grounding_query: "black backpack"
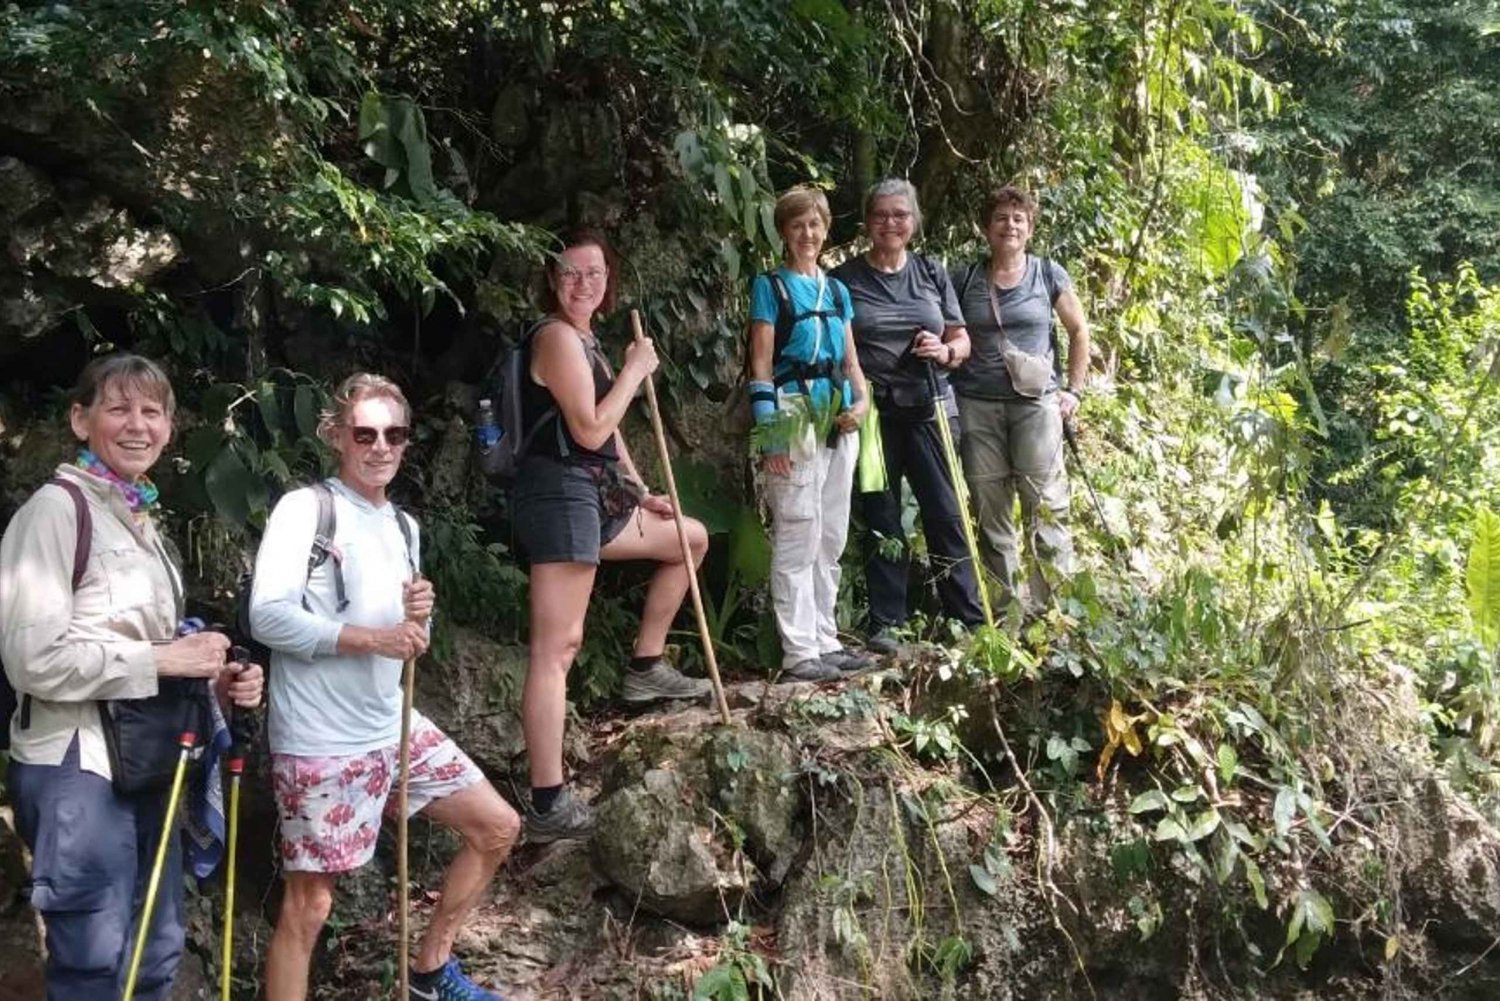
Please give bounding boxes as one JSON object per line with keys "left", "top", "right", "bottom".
{"left": 763, "top": 269, "right": 851, "bottom": 392}
{"left": 477, "top": 319, "right": 555, "bottom": 486}
{"left": 235, "top": 480, "right": 415, "bottom": 652}
{"left": 1, "top": 477, "right": 91, "bottom": 751}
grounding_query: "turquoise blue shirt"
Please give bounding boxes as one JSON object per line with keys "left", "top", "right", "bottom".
{"left": 750, "top": 267, "right": 854, "bottom": 411}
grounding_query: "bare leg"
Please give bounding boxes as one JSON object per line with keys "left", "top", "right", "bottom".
{"left": 412, "top": 782, "right": 520, "bottom": 972}
{"left": 600, "top": 510, "right": 708, "bottom": 656}
{"left": 522, "top": 561, "right": 597, "bottom": 789}
{"left": 265, "top": 872, "right": 337, "bottom": 1001}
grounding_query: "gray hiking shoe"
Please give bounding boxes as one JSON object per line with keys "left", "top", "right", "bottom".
{"left": 865, "top": 627, "right": 901, "bottom": 656}
{"left": 783, "top": 657, "right": 841, "bottom": 682}
{"left": 525, "top": 786, "right": 593, "bottom": 844}
{"left": 620, "top": 659, "right": 713, "bottom": 704}
{"left": 821, "top": 647, "right": 878, "bottom": 674}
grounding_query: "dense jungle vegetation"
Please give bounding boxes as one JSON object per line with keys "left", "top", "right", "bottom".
{"left": 1, "top": 1, "right": 1499, "bottom": 997}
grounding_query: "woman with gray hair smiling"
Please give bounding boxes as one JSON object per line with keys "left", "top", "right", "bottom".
{"left": 831, "top": 178, "right": 986, "bottom": 652}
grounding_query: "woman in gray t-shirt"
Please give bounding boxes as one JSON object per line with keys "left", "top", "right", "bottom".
{"left": 950, "top": 186, "right": 1091, "bottom": 611}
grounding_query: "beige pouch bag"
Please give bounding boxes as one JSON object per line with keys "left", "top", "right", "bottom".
{"left": 990, "top": 282, "right": 1053, "bottom": 398}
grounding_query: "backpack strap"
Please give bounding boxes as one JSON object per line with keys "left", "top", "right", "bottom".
{"left": 307, "top": 481, "right": 347, "bottom": 613}
{"left": 1039, "top": 256, "right": 1064, "bottom": 380}
{"left": 392, "top": 506, "right": 418, "bottom": 576}
{"left": 768, "top": 271, "right": 795, "bottom": 359}
{"left": 17, "top": 478, "right": 94, "bottom": 730}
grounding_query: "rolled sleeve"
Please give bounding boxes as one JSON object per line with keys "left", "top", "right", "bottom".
{"left": 0, "top": 488, "right": 158, "bottom": 703}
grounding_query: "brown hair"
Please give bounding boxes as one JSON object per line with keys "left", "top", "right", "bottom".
{"left": 979, "top": 185, "right": 1039, "bottom": 227}
{"left": 317, "top": 373, "right": 412, "bottom": 445}
{"left": 72, "top": 353, "right": 176, "bottom": 418}
{"left": 773, "top": 185, "right": 832, "bottom": 237}
{"left": 538, "top": 228, "right": 620, "bottom": 315}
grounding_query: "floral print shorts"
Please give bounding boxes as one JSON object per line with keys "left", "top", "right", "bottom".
{"left": 271, "top": 710, "right": 484, "bottom": 873}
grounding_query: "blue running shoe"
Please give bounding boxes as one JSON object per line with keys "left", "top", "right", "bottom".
{"left": 409, "top": 957, "right": 504, "bottom": 1001}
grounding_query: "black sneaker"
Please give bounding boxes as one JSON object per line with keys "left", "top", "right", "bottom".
{"left": 821, "top": 647, "right": 877, "bottom": 673}
{"left": 524, "top": 787, "right": 593, "bottom": 844}
{"left": 783, "top": 658, "right": 841, "bottom": 682}
{"left": 621, "top": 659, "right": 713, "bottom": 704}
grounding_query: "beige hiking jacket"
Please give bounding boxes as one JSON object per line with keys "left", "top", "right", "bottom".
{"left": 0, "top": 464, "right": 182, "bottom": 779}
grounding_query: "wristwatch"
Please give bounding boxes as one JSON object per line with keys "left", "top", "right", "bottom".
{"left": 944, "top": 344, "right": 957, "bottom": 367}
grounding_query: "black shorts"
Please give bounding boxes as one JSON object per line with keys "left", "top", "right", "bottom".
{"left": 510, "top": 457, "right": 637, "bottom": 565}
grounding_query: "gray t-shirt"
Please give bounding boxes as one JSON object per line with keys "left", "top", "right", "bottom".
{"left": 949, "top": 255, "right": 1073, "bottom": 400}
{"left": 830, "top": 253, "right": 963, "bottom": 401}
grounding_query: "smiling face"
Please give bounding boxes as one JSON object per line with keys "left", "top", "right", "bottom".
{"left": 333, "top": 394, "right": 409, "bottom": 504}
{"left": 69, "top": 379, "right": 172, "bottom": 482}
{"left": 548, "top": 243, "right": 609, "bottom": 324}
{"left": 985, "top": 202, "right": 1034, "bottom": 257}
{"left": 782, "top": 208, "right": 828, "bottom": 269}
{"left": 867, "top": 194, "right": 916, "bottom": 256}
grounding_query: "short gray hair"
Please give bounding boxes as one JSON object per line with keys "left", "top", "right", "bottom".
{"left": 863, "top": 177, "right": 922, "bottom": 231}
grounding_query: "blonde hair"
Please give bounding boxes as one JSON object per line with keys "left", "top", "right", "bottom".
{"left": 773, "top": 185, "right": 832, "bottom": 237}
{"left": 317, "top": 373, "right": 412, "bottom": 445}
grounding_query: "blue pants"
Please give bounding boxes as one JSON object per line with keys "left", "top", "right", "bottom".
{"left": 8, "top": 736, "right": 185, "bottom": 1001}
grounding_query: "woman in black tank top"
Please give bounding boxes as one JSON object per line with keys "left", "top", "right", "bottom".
{"left": 508, "top": 230, "right": 713, "bottom": 844}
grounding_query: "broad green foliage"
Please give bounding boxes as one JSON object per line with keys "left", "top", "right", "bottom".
{"left": 1470, "top": 508, "right": 1500, "bottom": 651}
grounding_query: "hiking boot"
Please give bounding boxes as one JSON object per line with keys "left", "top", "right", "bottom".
{"left": 821, "top": 647, "right": 878, "bottom": 674}
{"left": 524, "top": 786, "right": 593, "bottom": 844}
{"left": 783, "top": 658, "right": 841, "bottom": 682}
{"left": 865, "top": 627, "right": 901, "bottom": 656}
{"left": 620, "top": 659, "right": 713, "bottom": 704}
{"left": 409, "top": 956, "right": 505, "bottom": 1000}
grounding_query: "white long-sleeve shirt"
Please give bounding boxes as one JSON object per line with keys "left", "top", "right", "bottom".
{"left": 249, "top": 478, "right": 419, "bottom": 756}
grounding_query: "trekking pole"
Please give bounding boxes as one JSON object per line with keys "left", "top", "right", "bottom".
{"left": 926, "top": 361, "right": 995, "bottom": 628}
{"left": 1062, "top": 417, "right": 1113, "bottom": 540}
{"left": 630, "top": 309, "right": 733, "bottom": 725}
{"left": 219, "top": 647, "right": 254, "bottom": 1001}
{"left": 121, "top": 726, "right": 198, "bottom": 1001}
{"left": 396, "top": 627, "right": 418, "bottom": 998}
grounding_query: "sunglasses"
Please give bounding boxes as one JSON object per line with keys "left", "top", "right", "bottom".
{"left": 349, "top": 425, "right": 411, "bottom": 447}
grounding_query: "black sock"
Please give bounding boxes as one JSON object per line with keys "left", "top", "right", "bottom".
{"left": 412, "top": 963, "right": 443, "bottom": 985}
{"left": 629, "top": 654, "right": 662, "bottom": 673}
{"left": 532, "top": 784, "right": 563, "bottom": 814}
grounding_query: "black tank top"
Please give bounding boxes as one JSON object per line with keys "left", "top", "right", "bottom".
{"left": 520, "top": 322, "right": 620, "bottom": 464}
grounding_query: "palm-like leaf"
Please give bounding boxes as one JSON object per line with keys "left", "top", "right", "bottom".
{"left": 1468, "top": 507, "right": 1500, "bottom": 650}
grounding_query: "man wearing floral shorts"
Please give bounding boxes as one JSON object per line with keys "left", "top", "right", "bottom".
{"left": 250, "top": 376, "right": 520, "bottom": 1001}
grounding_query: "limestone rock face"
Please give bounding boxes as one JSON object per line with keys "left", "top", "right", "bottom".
{"left": 591, "top": 721, "right": 806, "bottom": 925}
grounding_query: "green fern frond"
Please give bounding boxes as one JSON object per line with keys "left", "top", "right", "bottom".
{"left": 1468, "top": 507, "right": 1500, "bottom": 650}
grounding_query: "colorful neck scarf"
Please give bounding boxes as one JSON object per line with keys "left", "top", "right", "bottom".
{"left": 76, "top": 448, "right": 160, "bottom": 513}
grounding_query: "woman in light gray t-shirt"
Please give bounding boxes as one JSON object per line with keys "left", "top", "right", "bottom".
{"left": 950, "top": 186, "right": 1091, "bottom": 611}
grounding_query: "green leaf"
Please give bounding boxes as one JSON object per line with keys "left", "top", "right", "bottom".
{"left": 1243, "top": 856, "right": 1269, "bottom": 909}
{"left": 204, "top": 446, "right": 264, "bottom": 530}
{"left": 256, "top": 381, "right": 281, "bottom": 436}
{"left": 1187, "top": 809, "right": 1221, "bottom": 841}
{"left": 1273, "top": 787, "right": 1297, "bottom": 838}
{"left": 1128, "top": 790, "right": 1170, "bottom": 814}
{"left": 294, "top": 384, "right": 321, "bottom": 438}
{"left": 1152, "top": 817, "right": 1188, "bottom": 842}
{"left": 1216, "top": 743, "right": 1238, "bottom": 785}
{"left": 1468, "top": 507, "right": 1500, "bottom": 649}
{"left": 969, "top": 863, "right": 998, "bottom": 897}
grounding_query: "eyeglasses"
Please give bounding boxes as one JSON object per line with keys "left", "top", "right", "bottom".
{"left": 871, "top": 210, "right": 913, "bottom": 224}
{"left": 349, "top": 425, "right": 411, "bottom": 447}
{"left": 557, "top": 266, "right": 607, "bottom": 285}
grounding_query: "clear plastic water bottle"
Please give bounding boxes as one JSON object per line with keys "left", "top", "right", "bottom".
{"left": 475, "top": 398, "right": 501, "bottom": 451}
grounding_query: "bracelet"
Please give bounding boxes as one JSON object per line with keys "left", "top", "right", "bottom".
{"left": 945, "top": 344, "right": 956, "bottom": 367}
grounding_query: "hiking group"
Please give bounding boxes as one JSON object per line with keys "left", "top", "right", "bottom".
{"left": 0, "top": 179, "right": 1090, "bottom": 1001}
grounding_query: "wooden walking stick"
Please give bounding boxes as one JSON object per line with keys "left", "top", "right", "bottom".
{"left": 396, "top": 642, "right": 416, "bottom": 999}
{"left": 630, "top": 309, "right": 733, "bottom": 725}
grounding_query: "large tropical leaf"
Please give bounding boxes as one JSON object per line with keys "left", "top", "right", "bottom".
{"left": 1468, "top": 507, "right": 1500, "bottom": 650}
